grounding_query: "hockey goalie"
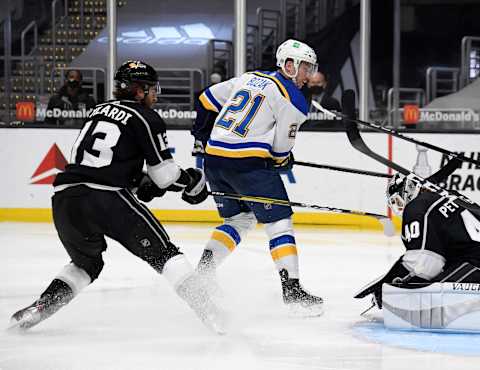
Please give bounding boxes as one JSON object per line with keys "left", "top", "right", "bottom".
{"left": 355, "top": 172, "right": 480, "bottom": 332}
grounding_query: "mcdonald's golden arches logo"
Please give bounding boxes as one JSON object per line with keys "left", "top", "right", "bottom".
{"left": 16, "top": 101, "right": 35, "bottom": 122}
{"left": 403, "top": 104, "right": 420, "bottom": 125}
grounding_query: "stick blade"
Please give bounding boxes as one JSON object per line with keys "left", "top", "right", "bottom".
{"left": 341, "top": 89, "right": 356, "bottom": 120}
{"left": 378, "top": 217, "right": 396, "bottom": 237}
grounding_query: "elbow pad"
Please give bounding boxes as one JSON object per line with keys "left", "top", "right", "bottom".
{"left": 147, "top": 160, "right": 181, "bottom": 189}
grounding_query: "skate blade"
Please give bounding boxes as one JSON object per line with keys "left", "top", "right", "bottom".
{"left": 287, "top": 302, "right": 324, "bottom": 318}
{"left": 7, "top": 316, "right": 32, "bottom": 332}
{"left": 7, "top": 307, "right": 40, "bottom": 332}
{"left": 206, "top": 319, "right": 227, "bottom": 335}
{"left": 200, "top": 309, "right": 228, "bottom": 335}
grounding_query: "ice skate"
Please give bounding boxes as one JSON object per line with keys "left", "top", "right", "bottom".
{"left": 8, "top": 301, "right": 45, "bottom": 331}
{"left": 196, "top": 249, "right": 224, "bottom": 300}
{"left": 280, "top": 269, "right": 324, "bottom": 317}
{"left": 8, "top": 279, "right": 74, "bottom": 331}
{"left": 176, "top": 272, "right": 227, "bottom": 335}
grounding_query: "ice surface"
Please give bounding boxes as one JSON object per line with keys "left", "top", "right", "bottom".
{"left": 1, "top": 222, "right": 479, "bottom": 370}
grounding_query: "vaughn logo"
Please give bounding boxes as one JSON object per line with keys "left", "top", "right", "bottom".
{"left": 31, "top": 144, "right": 68, "bottom": 185}
{"left": 97, "top": 23, "right": 215, "bottom": 46}
{"left": 452, "top": 283, "right": 480, "bottom": 291}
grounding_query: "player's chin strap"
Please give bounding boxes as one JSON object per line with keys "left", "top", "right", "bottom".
{"left": 208, "top": 190, "right": 395, "bottom": 237}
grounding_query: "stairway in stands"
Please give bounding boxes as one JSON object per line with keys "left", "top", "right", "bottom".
{"left": 1, "top": 0, "right": 127, "bottom": 123}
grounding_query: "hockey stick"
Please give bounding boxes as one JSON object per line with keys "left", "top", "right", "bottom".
{"left": 208, "top": 190, "right": 395, "bottom": 237}
{"left": 341, "top": 90, "right": 476, "bottom": 207}
{"left": 294, "top": 160, "right": 391, "bottom": 178}
{"left": 193, "top": 153, "right": 390, "bottom": 178}
{"left": 311, "top": 99, "right": 480, "bottom": 167}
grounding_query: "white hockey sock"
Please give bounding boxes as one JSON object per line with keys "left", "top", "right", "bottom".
{"left": 55, "top": 263, "right": 91, "bottom": 296}
{"left": 265, "top": 218, "right": 299, "bottom": 279}
{"left": 162, "top": 254, "right": 194, "bottom": 289}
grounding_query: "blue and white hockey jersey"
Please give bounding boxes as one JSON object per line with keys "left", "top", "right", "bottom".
{"left": 199, "top": 71, "right": 308, "bottom": 163}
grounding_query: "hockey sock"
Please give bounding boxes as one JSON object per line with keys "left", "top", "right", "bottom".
{"left": 265, "top": 218, "right": 299, "bottom": 279}
{"left": 200, "top": 225, "right": 242, "bottom": 271}
{"left": 269, "top": 234, "right": 299, "bottom": 279}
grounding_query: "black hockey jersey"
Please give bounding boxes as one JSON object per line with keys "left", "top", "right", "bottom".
{"left": 54, "top": 100, "right": 172, "bottom": 189}
{"left": 402, "top": 191, "right": 480, "bottom": 266}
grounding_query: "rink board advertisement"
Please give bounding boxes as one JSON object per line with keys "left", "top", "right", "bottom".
{"left": 1, "top": 128, "right": 479, "bottom": 226}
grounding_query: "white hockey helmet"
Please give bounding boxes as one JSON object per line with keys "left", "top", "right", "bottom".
{"left": 386, "top": 173, "right": 422, "bottom": 215}
{"left": 276, "top": 39, "right": 318, "bottom": 79}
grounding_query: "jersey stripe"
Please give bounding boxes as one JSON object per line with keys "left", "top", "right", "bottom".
{"left": 208, "top": 139, "right": 272, "bottom": 150}
{"left": 206, "top": 146, "right": 271, "bottom": 159}
{"left": 420, "top": 196, "right": 448, "bottom": 250}
{"left": 54, "top": 182, "right": 122, "bottom": 192}
{"left": 199, "top": 93, "right": 218, "bottom": 112}
{"left": 250, "top": 72, "right": 290, "bottom": 101}
{"left": 118, "top": 189, "right": 170, "bottom": 242}
{"left": 199, "top": 88, "right": 222, "bottom": 112}
{"left": 205, "top": 139, "right": 290, "bottom": 159}
{"left": 112, "top": 102, "right": 163, "bottom": 162}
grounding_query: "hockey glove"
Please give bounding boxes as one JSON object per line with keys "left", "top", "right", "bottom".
{"left": 192, "top": 139, "right": 205, "bottom": 155}
{"left": 274, "top": 152, "right": 294, "bottom": 171}
{"left": 136, "top": 175, "right": 167, "bottom": 202}
{"left": 182, "top": 168, "right": 208, "bottom": 205}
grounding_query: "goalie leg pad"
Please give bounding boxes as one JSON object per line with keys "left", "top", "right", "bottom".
{"left": 354, "top": 257, "right": 431, "bottom": 308}
{"left": 383, "top": 281, "right": 480, "bottom": 332}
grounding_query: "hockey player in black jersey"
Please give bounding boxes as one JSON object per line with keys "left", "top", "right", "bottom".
{"left": 355, "top": 172, "right": 480, "bottom": 308}
{"left": 9, "top": 60, "right": 224, "bottom": 334}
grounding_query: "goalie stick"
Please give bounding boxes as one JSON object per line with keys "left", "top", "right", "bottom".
{"left": 340, "top": 90, "right": 479, "bottom": 211}
{"left": 209, "top": 190, "right": 395, "bottom": 237}
{"left": 310, "top": 98, "right": 480, "bottom": 167}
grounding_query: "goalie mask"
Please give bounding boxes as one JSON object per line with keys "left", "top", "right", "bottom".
{"left": 386, "top": 173, "right": 422, "bottom": 215}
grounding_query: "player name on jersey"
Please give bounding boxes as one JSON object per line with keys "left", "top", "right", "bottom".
{"left": 89, "top": 104, "right": 133, "bottom": 125}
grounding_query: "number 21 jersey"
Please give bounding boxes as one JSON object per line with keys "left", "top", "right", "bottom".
{"left": 199, "top": 71, "right": 308, "bottom": 163}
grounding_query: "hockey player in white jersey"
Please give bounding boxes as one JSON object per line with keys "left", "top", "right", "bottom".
{"left": 194, "top": 39, "right": 323, "bottom": 315}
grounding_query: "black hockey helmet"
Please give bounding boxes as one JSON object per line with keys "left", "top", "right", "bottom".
{"left": 114, "top": 60, "right": 161, "bottom": 95}
{"left": 386, "top": 173, "right": 421, "bottom": 215}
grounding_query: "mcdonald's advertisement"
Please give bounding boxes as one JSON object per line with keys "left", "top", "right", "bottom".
{"left": 403, "top": 105, "right": 480, "bottom": 125}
